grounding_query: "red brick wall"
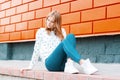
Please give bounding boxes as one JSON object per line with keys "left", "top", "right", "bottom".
{"left": 0, "top": 0, "right": 120, "bottom": 42}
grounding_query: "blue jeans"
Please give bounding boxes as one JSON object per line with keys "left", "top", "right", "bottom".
{"left": 45, "top": 34, "right": 81, "bottom": 71}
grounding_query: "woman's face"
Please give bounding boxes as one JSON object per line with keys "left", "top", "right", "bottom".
{"left": 46, "top": 16, "right": 55, "bottom": 29}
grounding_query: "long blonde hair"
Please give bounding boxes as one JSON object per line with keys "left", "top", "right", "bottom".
{"left": 46, "top": 10, "right": 64, "bottom": 40}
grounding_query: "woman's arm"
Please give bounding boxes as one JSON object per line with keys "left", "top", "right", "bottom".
{"left": 21, "top": 29, "right": 42, "bottom": 72}
{"left": 28, "top": 29, "right": 42, "bottom": 69}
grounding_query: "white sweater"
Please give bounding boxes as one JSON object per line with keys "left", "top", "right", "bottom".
{"left": 29, "top": 28, "right": 66, "bottom": 69}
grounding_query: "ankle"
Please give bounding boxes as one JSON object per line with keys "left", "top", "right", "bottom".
{"left": 79, "top": 59, "right": 85, "bottom": 65}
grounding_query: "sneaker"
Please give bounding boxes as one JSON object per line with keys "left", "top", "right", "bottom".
{"left": 81, "top": 58, "right": 98, "bottom": 75}
{"left": 64, "top": 59, "right": 79, "bottom": 74}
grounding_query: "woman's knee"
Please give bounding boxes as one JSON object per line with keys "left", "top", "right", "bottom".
{"left": 66, "top": 34, "right": 75, "bottom": 39}
{"left": 64, "top": 34, "right": 76, "bottom": 47}
{"left": 66, "top": 34, "right": 75, "bottom": 41}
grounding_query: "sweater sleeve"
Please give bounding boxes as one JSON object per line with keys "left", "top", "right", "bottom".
{"left": 28, "top": 29, "right": 42, "bottom": 69}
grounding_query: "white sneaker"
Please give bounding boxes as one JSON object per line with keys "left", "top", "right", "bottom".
{"left": 64, "top": 59, "right": 79, "bottom": 74}
{"left": 81, "top": 58, "right": 98, "bottom": 75}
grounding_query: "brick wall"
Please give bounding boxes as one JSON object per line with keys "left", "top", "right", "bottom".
{"left": 0, "top": 0, "right": 120, "bottom": 43}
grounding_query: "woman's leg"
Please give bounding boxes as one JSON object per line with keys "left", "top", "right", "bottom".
{"left": 45, "top": 34, "right": 98, "bottom": 74}
{"left": 63, "top": 34, "right": 98, "bottom": 74}
{"left": 45, "top": 42, "right": 67, "bottom": 71}
{"left": 45, "top": 34, "right": 81, "bottom": 71}
{"left": 62, "top": 34, "right": 81, "bottom": 63}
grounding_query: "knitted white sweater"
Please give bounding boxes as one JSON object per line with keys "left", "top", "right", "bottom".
{"left": 29, "top": 28, "right": 66, "bottom": 69}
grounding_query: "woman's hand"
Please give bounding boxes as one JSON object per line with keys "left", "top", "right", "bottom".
{"left": 20, "top": 68, "right": 31, "bottom": 73}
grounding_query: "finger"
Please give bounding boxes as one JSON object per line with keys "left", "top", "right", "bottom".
{"left": 20, "top": 69, "right": 24, "bottom": 73}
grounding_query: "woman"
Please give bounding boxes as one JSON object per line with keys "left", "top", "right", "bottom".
{"left": 21, "top": 10, "right": 98, "bottom": 75}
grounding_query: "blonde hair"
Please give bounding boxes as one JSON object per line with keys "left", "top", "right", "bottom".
{"left": 45, "top": 10, "right": 64, "bottom": 40}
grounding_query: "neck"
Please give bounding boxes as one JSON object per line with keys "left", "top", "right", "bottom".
{"left": 46, "top": 27, "right": 54, "bottom": 31}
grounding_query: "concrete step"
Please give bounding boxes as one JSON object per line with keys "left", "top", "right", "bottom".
{"left": 0, "top": 60, "right": 120, "bottom": 80}
{"left": 0, "top": 75, "right": 34, "bottom": 80}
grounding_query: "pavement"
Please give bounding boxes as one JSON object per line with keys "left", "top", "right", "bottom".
{"left": 0, "top": 60, "right": 120, "bottom": 77}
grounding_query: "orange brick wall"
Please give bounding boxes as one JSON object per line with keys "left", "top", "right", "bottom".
{"left": 0, "top": 0, "right": 120, "bottom": 43}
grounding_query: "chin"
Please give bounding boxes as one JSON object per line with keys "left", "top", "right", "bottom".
{"left": 47, "top": 25, "right": 51, "bottom": 28}
{"left": 47, "top": 27, "right": 51, "bottom": 29}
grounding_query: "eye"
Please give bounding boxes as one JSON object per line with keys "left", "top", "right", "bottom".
{"left": 47, "top": 17, "right": 55, "bottom": 23}
{"left": 48, "top": 19, "right": 54, "bottom": 23}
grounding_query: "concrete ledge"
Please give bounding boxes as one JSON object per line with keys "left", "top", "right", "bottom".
{"left": 0, "top": 67, "right": 120, "bottom": 80}
{"left": 0, "top": 60, "right": 120, "bottom": 80}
